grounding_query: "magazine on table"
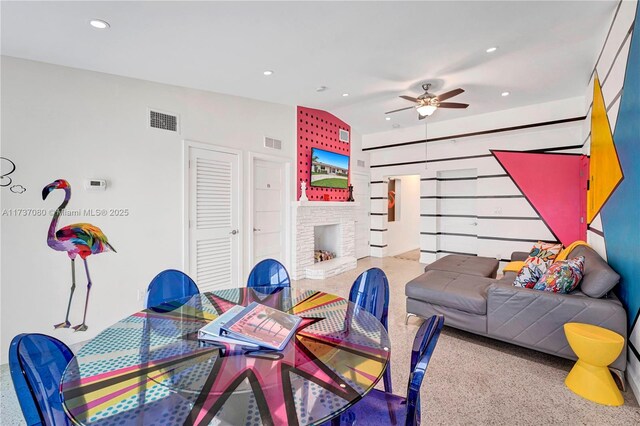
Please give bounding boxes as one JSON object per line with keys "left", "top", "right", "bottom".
{"left": 220, "top": 302, "right": 302, "bottom": 351}
{"left": 198, "top": 305, "right": 260, "bottom": 349}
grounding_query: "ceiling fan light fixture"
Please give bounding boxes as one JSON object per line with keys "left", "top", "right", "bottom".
{"left": 416, "top": 104, "right": 437, "bottom": 117}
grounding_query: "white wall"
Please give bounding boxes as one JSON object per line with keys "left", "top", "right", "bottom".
{"left": 0, "top": 57, "right": 298, "bottom": 362}
{"left": 363, "top": 96, "right": 586, "bottom": 266}
{"left": 386, "top": 175, "right": 420, "bottom": 256}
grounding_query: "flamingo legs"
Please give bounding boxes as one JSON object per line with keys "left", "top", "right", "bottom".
{"left": 54, "top": 258, "right": 76, "bottom": 329}
{"left": 73, "top": 258, "right": 92, "bottom": 332}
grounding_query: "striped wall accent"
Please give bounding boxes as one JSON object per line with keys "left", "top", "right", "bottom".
{"left": 365, "top": 109, "right": 586, "bottom": 266}
{"left": 584, "top": 0, "right": 637, "bottom": 260}
{"left": 583, "top": 0, "right": 640, "bottom": 389}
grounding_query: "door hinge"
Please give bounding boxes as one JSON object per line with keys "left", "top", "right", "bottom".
{"left": 586, "top": 179, "right": 590, "bottom": 190}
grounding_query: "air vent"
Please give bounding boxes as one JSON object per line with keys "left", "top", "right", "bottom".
{"left": 264, "top": 137, "right": 282, "bottom": 150}
{"left": 357, "top": 159, "right": 365, "bottom": 168}
{"left": 149, "top": 109, "right": 178, "bottom": 132}
{"left": 339, "top": 129, "right": 350, "bottom": 143}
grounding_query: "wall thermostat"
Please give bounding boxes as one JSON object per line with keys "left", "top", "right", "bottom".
{"left": 84, "top": 179, "right": 107, "bottom": 191}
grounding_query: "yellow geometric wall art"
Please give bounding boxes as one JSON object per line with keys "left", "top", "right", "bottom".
{"left": 588, "top": 74, "right": 623, "bottom": 223}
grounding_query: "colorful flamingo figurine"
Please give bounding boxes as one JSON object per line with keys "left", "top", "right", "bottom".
{"left": 42, "top": 179, "right": 116, "bottom": 331}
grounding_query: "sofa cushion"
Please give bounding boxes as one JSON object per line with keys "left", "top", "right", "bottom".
{"left": 524, "top": 241, "right": 563, "bottom": 270}
{"left": 568, "top": 245, "right": 620, "bottom": 298}
{"left": 424, "top": 255, "right": 499, "bottom": 278}
{"left": 406, "top": 270, "right": 491, "bottom": 315}
{"left": 533, "top": 256, "right": 585, "bottom": 293}
{"left": 513, "top": 263, "right": 545, "bottom": 289}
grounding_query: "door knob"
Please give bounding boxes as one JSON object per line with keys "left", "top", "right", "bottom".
{"left": 253, "top": 228, "right": 261, "bottom": 232}
{"left": 230, "top": 229, "right": 239, "bottom": 235}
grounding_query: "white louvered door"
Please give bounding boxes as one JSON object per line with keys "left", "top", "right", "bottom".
{"left": 189, "top": 146, "right": 241, "bottom": 291}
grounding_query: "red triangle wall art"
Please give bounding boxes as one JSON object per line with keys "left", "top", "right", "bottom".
{"left": 491, "top": 150, "right": 588, "bottom": 246}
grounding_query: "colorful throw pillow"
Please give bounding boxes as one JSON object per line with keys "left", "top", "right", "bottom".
{"left": 513, "top": 263, "right": 545, "bottom": 289}
{"left": 525, "top": 241, "right": 563, "bottom": 271}
{"left": 533, "top": 256, "right": 585, "bottom": 294}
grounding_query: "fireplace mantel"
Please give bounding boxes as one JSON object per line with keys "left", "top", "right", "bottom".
{"left": 293, "top": 201, "right": 360, "bottom": 207}
{"left": 290, "top": 201, "right": 358, "bottom": 280}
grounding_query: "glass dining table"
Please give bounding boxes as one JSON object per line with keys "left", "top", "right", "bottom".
{"left": 60, "top": 286, "right": 391, "bottom": 425}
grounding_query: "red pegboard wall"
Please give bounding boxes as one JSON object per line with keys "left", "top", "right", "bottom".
{"left": 297, "top": 106, "right": 351, "bottom": 201}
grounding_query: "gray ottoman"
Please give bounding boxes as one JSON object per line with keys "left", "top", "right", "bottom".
{"left": 424, "top": 255, "right": 499, "bottom": 278}
{"left": 405, "top": 270, "right": 492, "bottom": 334}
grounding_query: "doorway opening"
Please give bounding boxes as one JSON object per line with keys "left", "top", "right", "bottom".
{"left": 386, "top": 174, "right": 421, "bottom": 259}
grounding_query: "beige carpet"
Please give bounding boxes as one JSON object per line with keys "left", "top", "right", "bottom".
{"left": 394, "top": 248, "right": 421, "bottom": 262}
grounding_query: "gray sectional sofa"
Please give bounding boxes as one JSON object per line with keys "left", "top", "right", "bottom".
{"left": 405, "top": 246, "right": 627, "bottom": 383}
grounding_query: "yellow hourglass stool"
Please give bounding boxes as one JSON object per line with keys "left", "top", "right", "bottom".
{"left": 564, "top": 322, "right": 624, "bottom": 406}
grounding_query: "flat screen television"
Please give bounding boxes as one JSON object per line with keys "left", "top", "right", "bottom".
{"left": 310, "top": 148, "right": 349, "bottom": 189}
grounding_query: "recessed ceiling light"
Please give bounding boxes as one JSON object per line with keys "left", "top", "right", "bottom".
{"left": 89, "top": 19, "right": 110, "bottom": 29}
{"left": 263, "top": 70, "right": 274, "bottom": 76}
{"left": 486, "top": 46, "right": 498, "bottom": 53}
{"left": 385, "top": 116, "right": 391, "bottom": 121}
{"left": 342, "top": 93, "right": 349, "bottom": 97}
{"left": 501, "top": 91, "right": 510, "bottom": 97}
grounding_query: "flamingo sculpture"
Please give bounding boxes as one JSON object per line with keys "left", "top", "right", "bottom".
{"left": 42, "top": 179, "right": 116, "bottom": 331}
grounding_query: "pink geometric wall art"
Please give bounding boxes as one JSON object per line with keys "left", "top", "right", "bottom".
{"left": 492, "top": 150, "right": 588, "bottom": 246}
{"left": 297, "top": 106, "right": 350, "bottom": 201}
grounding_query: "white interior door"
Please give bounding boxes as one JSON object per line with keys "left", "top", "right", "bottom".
{"left": 189, "top": 145, "right": 241, "bottom": 291}
{"left": 351, "top": 172, "right": 371, "bottom": 259}
{"left": 436, "top": 168, "right": 478, "bottom": 257}
{"left": 252, "top": 158, "right": 286, "bottom": 267}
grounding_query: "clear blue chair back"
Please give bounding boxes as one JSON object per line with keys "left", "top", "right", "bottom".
{"left": 247, "top": 259, "right": 291, "bottom": 288}
{"left": 349, "top": 267, "right": 390, "bottom": 328}
{"left": 348, "top": 267, "right": 391, "bottom": 392}
{"left": 146, "top": 269, "right": 199, "bottom": 309}
{"left": 9, "top": 333, "right": 74, "bottom": 426}
{"left": 406, "top": 315, "right": 445, "bottom": 426}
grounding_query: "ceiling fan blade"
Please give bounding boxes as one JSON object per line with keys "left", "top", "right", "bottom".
{"left": 436, "top": 88, "right": 464, "bottom": 101}
{"left": 385, "top": 106, "right": 416, "bottom": 114}
{"left": 438, "top": 102, "right": 469, "bottom": 109}
{"left": 399, "top": 95, "right": 419, "bottom": 103}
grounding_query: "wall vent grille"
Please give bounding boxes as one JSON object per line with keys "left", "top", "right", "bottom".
{"left": 150, "top": 110, "right": 178, "bottom": 132}
{"left": 339, "top": 129, "right": 350, "bottom": 143}
{"left": 264, "top": 137, "right": 282, "bottom": 150}
{"left": 357, "top": 159, "right": 365, "bottom": 168}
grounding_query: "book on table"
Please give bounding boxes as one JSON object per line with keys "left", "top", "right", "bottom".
{"left": 220, "top": 302, "right": 302, "bottom": 351}
{"left": 198, "top": 305, "right": 260, "bottom": 349}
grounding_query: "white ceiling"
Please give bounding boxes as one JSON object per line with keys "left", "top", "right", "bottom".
{"left": 1, "top": 1, "right": 616, "bottom": 134}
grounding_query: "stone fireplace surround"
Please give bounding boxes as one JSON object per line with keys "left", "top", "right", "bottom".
{"left": 291, "top": 201, "right": 359, "bottom": 280}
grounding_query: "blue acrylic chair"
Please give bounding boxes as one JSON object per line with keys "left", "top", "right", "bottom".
{"left": 348, "top": 267, "right": 391, "bottom": 392}
{"left": 247, "top": 259, "right": 291, "bottom": 288}
{"left": 146, "top": 269, "right": 200, "bottom": 310}
{"left": 332, "top": 315, "right": 445, "bottom": 426}
{"left": 9, "top": 333, "right": 74, "bottom": 426}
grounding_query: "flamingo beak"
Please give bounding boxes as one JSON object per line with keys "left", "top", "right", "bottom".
{"left": 42, "top": 183, "right": 55, "bottom": 200}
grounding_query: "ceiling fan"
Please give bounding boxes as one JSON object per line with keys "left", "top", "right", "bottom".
{"left": 386, "top": 83, "right": 469, "bottom": 119}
